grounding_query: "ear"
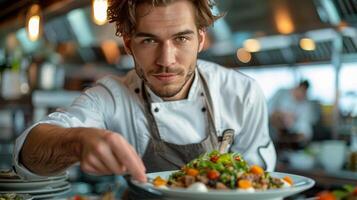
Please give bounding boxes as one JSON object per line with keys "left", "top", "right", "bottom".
{"left": 198, "top": 29, "right": 206, "bottom": 53}
{"left": 123, "top": 35, "right": 132, "bottom": 55}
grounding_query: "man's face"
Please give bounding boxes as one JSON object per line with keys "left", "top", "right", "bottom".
{"left": 294, "top": 87, "right": 307, "bottom": 102}
{"left": 123, "top": 0, "right": 205, "bottom": 99}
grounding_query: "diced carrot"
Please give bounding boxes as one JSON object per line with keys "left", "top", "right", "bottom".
{"left": 153, "top": 176, "right": 167, "bottom": 187}
{"left": 186, "top": 168, "right": 199, "bottom": 176}
{"left": 316, "top": 191, "right": 337, "bottom": 200}
{"left": 283, "top": 176, "right": 294, "bottom": 185}
{"left": 250, "top": 165, "right": 264, "bottom": 175}
{"left": 238, "top": 179, "right": 252, "bottom": 189}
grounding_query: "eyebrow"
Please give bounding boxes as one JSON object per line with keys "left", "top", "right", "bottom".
{"left": 134, "top": 30, "right": 195, "bottom": 38}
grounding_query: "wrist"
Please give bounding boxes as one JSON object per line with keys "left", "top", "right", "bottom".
{"left": 65, "top": 127, "right": 85, "bottom": 161}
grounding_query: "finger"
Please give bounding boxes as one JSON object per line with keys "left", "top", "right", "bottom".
{"left": 120, "top": 146, "right": 147, "bottom": 182}
{"left": 107, "top": 132, "right": 146, "bottom": 173}
{"left": 81, "top": 162, "right": 97, "bottom": 174}
{"left": 127, "top": 143, "right": 146, "bottom": 172}
{"left": 86, "top": 154, "right": 112, "bottom": 174}
{"left": 105, "top": 132, "right": 146, "bottom": 178}
{"left": 95, "top": 142, "right": 126, "bottom": 174}
{"left": 119, "top": 165, "right": 127, "bottom": 173}
{"left": 81, "top": 161, "right": 110, "bottom": 175}
{"left": 106, "top": 134, "right": 147, "bottom": 182}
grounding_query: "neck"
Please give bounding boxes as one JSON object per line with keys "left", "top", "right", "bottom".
{"left": 162, "top": 72, "right": 195, "bottom": 101}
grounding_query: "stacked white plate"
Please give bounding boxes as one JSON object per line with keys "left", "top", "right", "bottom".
{"left": 0, "top": 171, "right": 71, "bottom": 199}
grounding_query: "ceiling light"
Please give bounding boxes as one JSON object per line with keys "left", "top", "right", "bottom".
{"left": 299, "top": 38, "right": 316, "bottom": 51}
{"left": 236, "top": 48, "right": 252, "bottom": 63}
{"left": 243, "top": 39, "right": 261, "bottom": 53}
{"left": 92, "top": 0, "right": 108, "bottom": 25}
{"left": 274, "top": 7, "right": 294, "bottom": 35}
{"left": 26, "top": 4, "right": 42, "bottom": 42}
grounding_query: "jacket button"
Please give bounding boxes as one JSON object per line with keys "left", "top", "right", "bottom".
{"left": 154, "top": 107, "right": 159, "bottom": 112}
{"left": 201, "top": 107, "right": 206, "bottom": 112}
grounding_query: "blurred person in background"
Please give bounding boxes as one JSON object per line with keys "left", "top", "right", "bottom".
{"left": 268, "top": 80, "right": 318, "bottom": 149}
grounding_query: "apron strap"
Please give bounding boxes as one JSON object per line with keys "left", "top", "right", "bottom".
{"left": 140, "top": 81, "right": 166, "bottom": 153}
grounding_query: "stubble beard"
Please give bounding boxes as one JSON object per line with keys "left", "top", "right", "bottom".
{"left": 135, "top": 64, "right": 195, "bottom": 98}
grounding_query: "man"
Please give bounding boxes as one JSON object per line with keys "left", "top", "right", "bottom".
{"left": 268, "top": 80, "right": 317, "bottom": 149}
{"left": 14, "top": 0, "right": 276, "bottom": 184}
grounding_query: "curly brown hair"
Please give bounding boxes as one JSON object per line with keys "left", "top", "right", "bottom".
{"left": 107, "top": 0, "right": 222, "bottom": 37}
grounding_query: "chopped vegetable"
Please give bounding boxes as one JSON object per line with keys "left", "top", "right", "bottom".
{"left": 283, "top": 176, "right": 293, "bottom": 185}
{"left": 207, "top": 170, "right": 220, "bottom": 180}
{"left": 153, "top": 150, "right": 293, "bottom": 191}
{"left": 186, "top": 168, "right": 199, "bottom": 176}
{"left": 316, "top": 191, "right": 337, "bottom": 200}
{"left": 0, "top": 193, "right": 24, "bottom": 200}
{"left": 210, "top": 155, "right": 219, "bottom": 163}
{"left": 234, "top": 156, "right": 241, "bottom": 161}
{"left": 250, "top": 165, "right": 264, "bottom": 175}
{"left": 353, "top": 187, "right": 357, "bottom": 195}
{"left": 73, "top": 195, "right": 88, "bottom": 200}
{"left": 238, "top": 179, "right": 252, "bottom": 189}
{"left": 153, "top": 176, "right": 167, "bottom": 187}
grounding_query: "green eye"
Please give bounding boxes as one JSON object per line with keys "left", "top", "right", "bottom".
{"left": 143, "top": 38, "right": 156, "bottom": 44}
{"left": 176, "top": 36, "right": 188, "bottom": 42}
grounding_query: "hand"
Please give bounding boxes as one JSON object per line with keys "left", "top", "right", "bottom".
{"left": 270, "top": 111, "right": 295, "bottom": 130}
{"left": 77, "top": 128, "right": 147, "bottom": 182}
{"left": 282, "top": 112, "right": 295, "bottom": 129}
{"left": 270, "top": 111, "right": 285, "bottom": 129}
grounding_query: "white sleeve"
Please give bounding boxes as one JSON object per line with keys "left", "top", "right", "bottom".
{"left": 12, "top": 83, "right": 115, "bottom": 179}
{"left": 230, "top": 81, "right": 277, "bottom": 172}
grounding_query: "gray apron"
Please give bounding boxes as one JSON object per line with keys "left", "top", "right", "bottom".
{"left": 125, "top": 71, "right": 234, "bottom": 200}
{"left": 141, "top": 71, "right": 219, "bottom": 172}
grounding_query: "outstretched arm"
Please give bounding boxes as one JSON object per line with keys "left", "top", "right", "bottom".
{"left": 20, "top": 123, "right": 147, "bottom": 182}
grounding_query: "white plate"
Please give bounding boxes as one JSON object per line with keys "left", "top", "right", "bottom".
{"left": 0, "top": 173, "right": 68, "bottom": 183}
{"left": 131, "top": 171, "right": 315, "bottom": 200}
{"left": 32, "top": 187, "right": 71, "bottom": 199}
{"left": 0, "top": 178, "right": 67, "bottom": 190}
{"left": 0, "top": 182, "right": 71, "bottom": 194}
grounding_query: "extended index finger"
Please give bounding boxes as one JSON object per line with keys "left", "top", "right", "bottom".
{"left": 106, "top": 134, "right": 147, "bottom": 182}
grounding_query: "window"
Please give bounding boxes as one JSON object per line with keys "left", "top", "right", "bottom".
{"left": 238, "top": 64, "right": 336, "bottom": 105}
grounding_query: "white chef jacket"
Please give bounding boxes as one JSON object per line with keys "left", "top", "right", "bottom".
{"left": 13, "top": 60, "right": 276, "bottom": 179}
{"left": 268, "top": 88, "right": 318, "bottom": 140}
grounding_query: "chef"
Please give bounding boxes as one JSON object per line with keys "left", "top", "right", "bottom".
{"left": 13, "top": 0, "right": 276, "bottom": 183}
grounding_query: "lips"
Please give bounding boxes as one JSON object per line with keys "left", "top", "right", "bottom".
{"left": 153, "top": 73, "right": 177, "bottom": 82}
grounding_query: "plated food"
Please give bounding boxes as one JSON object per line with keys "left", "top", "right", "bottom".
{"left": 152, "top": 150, "right": 293, "bottom": 192}
{"left": 0, "top": 193, "right": 27, "bottom": 200}
{"left": 0, "top": 170, "right": 20, "bottom": 180}
{"left": 130, "top": 151, "right": 315, "bottom": 200}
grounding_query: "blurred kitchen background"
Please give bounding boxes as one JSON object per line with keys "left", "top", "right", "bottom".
{"left": 0, "top": 0, "right": 357, "bottom": 198}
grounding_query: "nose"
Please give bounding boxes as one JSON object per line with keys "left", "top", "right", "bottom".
{"left": 156, "top": 41, "right": 176, "bottom": 68}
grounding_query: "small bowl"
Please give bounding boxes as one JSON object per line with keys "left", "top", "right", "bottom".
{"left": 289, "top": 151, "right": 315, "bottom": 170}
